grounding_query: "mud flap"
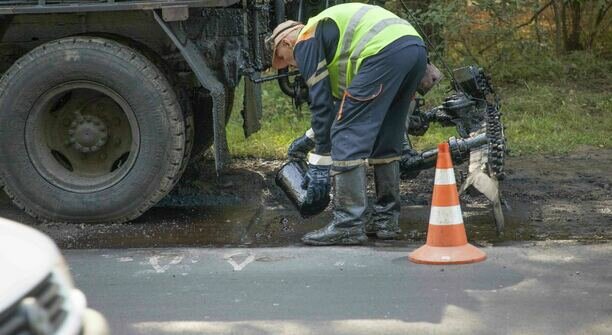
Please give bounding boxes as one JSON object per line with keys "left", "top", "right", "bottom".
{"left": 242, "top": 76, "right": 262, "bottom": 137}
{"left": 459, "top": 147, "right": 505, "bottom": 234}
{"left": 153, "top": 10, "right": 230, "bottom": 174}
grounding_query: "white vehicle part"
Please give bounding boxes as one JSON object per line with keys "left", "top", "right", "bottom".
{"left": 0, "top": 219, "right": 59, "bottom": 312}
{"left": 0, "top": 218, "right": 108, "bottom": 334}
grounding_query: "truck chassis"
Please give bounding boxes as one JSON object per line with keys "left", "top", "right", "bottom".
{"left": 0, "top": 0, "right": 273, "bottom": 223}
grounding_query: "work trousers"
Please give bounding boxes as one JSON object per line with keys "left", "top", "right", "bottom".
{"left": 330, "top": 43, "right": 427, "bottom": 171}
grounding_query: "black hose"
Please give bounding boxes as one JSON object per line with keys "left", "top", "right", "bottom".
{"left": 400, "top": 134, "right": 488, "bottom": 174}
{"left": 273, "top": 0, "right": 296, "bottom": 97}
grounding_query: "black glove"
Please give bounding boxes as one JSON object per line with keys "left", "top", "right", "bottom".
{"left": 301, "top": 164, "right": 331, "bottom": 205}
{"left": 406, "top": 112, "right": 430, "bottom": 136}
{"left": 434, "top": 109, "right": 455, "bottom": 127}
{"left": 399, "top": 148, "right": 422, "bottom": 180}
{"left": 287, "top": 134, "right": 315, "bottom": 160}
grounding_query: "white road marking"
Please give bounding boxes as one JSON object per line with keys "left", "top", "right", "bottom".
{"left": 149, "top": 255, "right": 184, "bottom": 273}
{"left": 225, "top": 252, "right": 256, "bottom": 271}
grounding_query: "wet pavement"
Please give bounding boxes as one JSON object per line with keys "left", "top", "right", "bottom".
{"left": 0, "top": 188, "right": 531, "bottom": 248}
{"left": 67, "top": 242, "right": 612, "bottom": 335}
{"left": 0, "top": 149, "right": 610, "bottom": 248}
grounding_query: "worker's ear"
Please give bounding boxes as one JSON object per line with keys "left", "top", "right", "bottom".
{"left": 281, "top": 29, "right": 298, "bottom": 47}
{"left": 280, "top": 39, "right": 292, "bottom": 48}
{"left": 417, "top": 63, "right": 443, "bottom": 95}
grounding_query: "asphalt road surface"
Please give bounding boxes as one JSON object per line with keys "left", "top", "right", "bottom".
{"left": 66, "top": 242, "right": 611, "bottom": 335}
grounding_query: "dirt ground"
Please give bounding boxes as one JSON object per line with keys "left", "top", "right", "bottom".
{"left": 226, "top": 145, "right": 611, "bottom": 243}
{"left": 0, "top": 146, "right": 609, "bottom": 248}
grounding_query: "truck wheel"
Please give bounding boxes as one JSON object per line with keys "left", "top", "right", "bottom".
{"left": 0, "top": 37, "right": 187, "bottom": 223}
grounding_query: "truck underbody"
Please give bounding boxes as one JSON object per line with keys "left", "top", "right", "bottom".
{"left": 0, "top": 0, "right": 276, "bottom": 223}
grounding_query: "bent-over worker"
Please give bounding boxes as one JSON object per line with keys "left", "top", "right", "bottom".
{"left": 267, "top": 3, "right": 431, "bottom": 245}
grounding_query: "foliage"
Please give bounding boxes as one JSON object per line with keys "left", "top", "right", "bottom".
{"left": 227, "top": 57, "right": 611, "bottom": 158}
{"left": 390, "top": 0, "right": 612, "bottom": 67}
{"left": 225, "top": 0, "right": 611, "bottom": 158}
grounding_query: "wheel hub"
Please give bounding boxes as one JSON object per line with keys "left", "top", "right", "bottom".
{"left": 69, "top": 114, "right": 108, "bottom": 153}
{"left": 25, "top": 82, "right": 139, "bottom": 193}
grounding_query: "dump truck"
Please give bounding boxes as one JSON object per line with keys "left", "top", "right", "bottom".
{"left": 0, "top": 0, "right": 337, "bottom": 223}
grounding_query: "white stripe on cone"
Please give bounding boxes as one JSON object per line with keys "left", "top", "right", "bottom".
{"left": 434, "top": 168, "right": 456, "bottom": 185}
{"left": 429, "top": 205, "right": 463, "bottom": 225}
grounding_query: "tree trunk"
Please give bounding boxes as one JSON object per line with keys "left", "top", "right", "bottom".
{"left": 551, "top": 0, "right": 564, "bottom": 54}
{"left": 565, "top": 0, "right": 584, "bottom": 51}
{"left": 561, "top": 0, "right": 569, "bottom": 50}
{"left": 586, "top": 1, "right": 612, "bottom": 50}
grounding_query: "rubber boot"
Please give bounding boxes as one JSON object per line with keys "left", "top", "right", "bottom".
{"left": 302, "top": 165, "right": 369, "bottom": 246}
{"left": 366, "top": 161, "right": 402, "bottom": 239}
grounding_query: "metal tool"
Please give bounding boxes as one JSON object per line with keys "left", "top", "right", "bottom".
{"left": 250, "top": 70, "right": 301, "bottom": 84}
{"left": 276, "top": 160, "right": 331, "bottom": 217}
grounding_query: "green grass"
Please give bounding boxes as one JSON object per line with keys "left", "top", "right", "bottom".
{"left": 227, "top": 52, "right": 611, "bottom": 159}
{"left": 502, "top": 84, "right": 611, "bottom": 155}
{"left": 226, "top": 83, "right": 310, "bottom": 157}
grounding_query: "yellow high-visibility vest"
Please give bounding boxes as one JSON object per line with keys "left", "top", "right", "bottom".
{"left": 298, "top": 3, "right": 422, "bottom": 98}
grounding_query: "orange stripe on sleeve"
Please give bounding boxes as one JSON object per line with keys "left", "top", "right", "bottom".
{"left": 296, "top": 26, "right": 315, "bottom": 43}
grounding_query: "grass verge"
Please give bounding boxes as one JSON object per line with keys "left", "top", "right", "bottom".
{"left": 227, "top": 52, "right": 611, "bottom": 159}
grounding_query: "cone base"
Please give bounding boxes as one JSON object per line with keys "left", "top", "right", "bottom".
{"left": 409, "top": 244, "right": 486, "bottom": 265}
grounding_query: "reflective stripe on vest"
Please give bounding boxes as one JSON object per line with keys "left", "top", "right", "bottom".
{"left": 297, "top": 4, "right": 421, "bottom": 98}
{"left": 348, "top": 18, "right": 412, "bottom": 72}
{"left": 335, "top": 5, "right": 373, "bottom": 93}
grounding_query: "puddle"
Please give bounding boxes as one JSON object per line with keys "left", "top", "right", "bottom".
{"left": 1, "top": 151, "right": 610, "bottom": 249}
{"left": 36, "top": 200, "right": 539, "bottom": 249}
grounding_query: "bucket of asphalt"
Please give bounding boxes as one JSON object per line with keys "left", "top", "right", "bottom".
{"left": 275, "top": 160, "right": 330, "bottom": 217}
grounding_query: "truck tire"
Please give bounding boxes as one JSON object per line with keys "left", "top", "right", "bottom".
{"left": 0, "top": 36, "right": 187, "bottom": 223}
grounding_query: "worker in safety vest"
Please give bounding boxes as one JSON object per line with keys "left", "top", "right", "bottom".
{"left": 267, "top": 3, "right": 438, "bottom": 245}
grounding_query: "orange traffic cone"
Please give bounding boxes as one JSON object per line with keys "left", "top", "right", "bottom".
{"left": 409, "top": 142, "right": 486, "bottom": 265}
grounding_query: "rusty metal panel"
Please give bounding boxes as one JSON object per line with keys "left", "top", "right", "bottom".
{"left": 162, "top": 5, "right": 188, "bottom": 21}
{"left": 153, "top": 9, "right": 231, "bottom": 173}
